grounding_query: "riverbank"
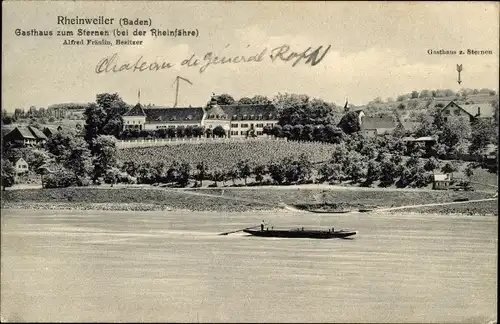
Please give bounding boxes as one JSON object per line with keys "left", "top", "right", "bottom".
{"left": 1, "top": 185, "right": 497, "bottom": 215}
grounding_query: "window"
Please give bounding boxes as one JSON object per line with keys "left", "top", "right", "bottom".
{"left": 232, "top": 114, "right": 238, "bottom": 120}
{"left": 132, "top": 120, "right": 136, "bottom": 124}
{"left": 243, "top": 115, "right": 247, "bottom": 120}
{"left": 258, "top": 114, "right": 263, "bottom": 120}
{"left": 454, "top": 109, "right": 461, "bottom": 116}
{"left": 266, "top": 123, "right": 273, "bottom": 127}
{"left": 240, "top": 131, "right": 246, "bottom": 135}
{"left": 257, "top": 131, "right": 263, "bottom": 136}
{"left": 444, "top": 110, "right": 450, "bottom": 115}
{"left": 250, "top": 115, "right": 255, "bottom": 120}
{"left": 241, "top": 123, "right": 249, "bottom": 128}
{"left": 168, "top": 125, "right": 175, "bottom": 128}
{"left": 216, "top": 114, "right": 219, "bottom": 119}
{"left": 231, "top": 123, "right": 238, "bottom": 128}
{"left": 256, "top": 123, "right": 264, "bottom": 128}
{"left": 269, "top": 114, "right": 273, "bottom": 119}
{"left": 230, "top": 131, "right": 238, "bottom": 135}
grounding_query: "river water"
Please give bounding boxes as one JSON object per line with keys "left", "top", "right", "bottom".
{"left": 1, "top": 209, "right": 497, "bottom": 323}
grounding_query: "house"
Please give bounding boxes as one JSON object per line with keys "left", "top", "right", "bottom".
{"left": 2, "top": 126, "right": 48, "bottom": 147}
{"left": 13, "top": 157, "right": 29, "bottom": 175}
{"left": 122, "top": 95, "right": 280, "bottom": 137}
{"left": 43, "top": 124, "right": 84, "bottom": 138}
{"left": 440, "top": 101, "right": 495, "bottom": 123}
{"left": 122, "top": 104, "right": 205, "bottom": 131}
{"left": 433, "top": 173, "right": 452, "bottom": 190}
{"left": 338, "top": 105, "right": 396, "bottom": 137}
{"left": 360, "top": 116, "right": 396, "bottom": 137}
{"left": 205, "top": 96, "right": 279, "bottom": 137}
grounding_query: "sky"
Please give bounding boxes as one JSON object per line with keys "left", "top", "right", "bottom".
{"left": 2, "top": 1, "right": 499, "bottom": 111}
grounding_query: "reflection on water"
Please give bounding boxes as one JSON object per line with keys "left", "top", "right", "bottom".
{"left": 1, "top": 209, "right": 497, "bottom": 323}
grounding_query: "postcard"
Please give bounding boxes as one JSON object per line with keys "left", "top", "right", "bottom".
{"left": 1, "top": 1, "right": 498, "bottom": 323}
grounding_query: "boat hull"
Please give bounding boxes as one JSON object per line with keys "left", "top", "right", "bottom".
{"left": 243, "top": 229, "right": 357, "bottom": 239}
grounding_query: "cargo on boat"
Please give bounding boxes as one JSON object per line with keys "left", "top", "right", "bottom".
{"left": 243, "top": 228, "right": 357, "bottom": 239}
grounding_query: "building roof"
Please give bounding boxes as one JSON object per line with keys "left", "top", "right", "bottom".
{"left": 144, "top": 107, "right": 205, "bottom": 123}
{"left": 441, "top": 101, "right": 495, "bottom": 119}
{"left": 28, "top": 126, "right": 48, "bottom": 140}
{"left": 400, "top": 121, "right": 420, "bottom": 132}
{"left": 361, "top": 116, "right": 396, "bottom": 130}
{"left": 220, "top": 104, "right": 279, "bottom": 120}
{"left": 14, "top": 157, "right": 27, "bottom": 165}
{"left": 3, "top": 126, "right": 48, "bottom": 141}
{"left": 205, "top": 103, "right": 228, "bottom": 119}
{"left": 460, "top": 103, "right": 494, "bottom": 118}
{"left": 123, "top": 103, "right": 147, "bottom": 117}
{"left": 17, "top": 127, "right": 36, "bottom": 139}
{"left": 434, "top": 174, "right": 451, "bottom": 182}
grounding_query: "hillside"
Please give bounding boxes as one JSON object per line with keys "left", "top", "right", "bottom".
{"left": 352, "top": 94, "right": 498, "bottom": 120}
{"left": 118, "top": 140, "right": 335, "bottom": 169}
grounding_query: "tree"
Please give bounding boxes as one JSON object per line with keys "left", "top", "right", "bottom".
{"left": 441, "top": 162, "right": 458, "bottom": 174}
{"left": 196, "top": 162, "right": 208, "bottom": 186}
{"left": 338, "top": 111, "right": 361, "bottom": 135}
{"left": 1, "top": 159, "right": 16, "bottom": 190}
{"left": 253, "top": 165, "right": 266, "bottom": 184}
{"left": 302, "top": 124, "right": 314, "bottom": 141}
{"left": 365, "top": 159, "right": 381, "bottom": 184}
{"left": 440, "top": 115, "right": 472, "bottom": 155}
{"left": 84, "top": 103, "right": 107, "bottom": 147}
{"left": 250, "top": 95, "right": 270, "bottom": 104}
{"left": 176, "top": 126, "right": 185, "bottom": 138}
{"left": 465, "top": 163, "right": 474, "bottom": 181}
{"left": 470, "top": 118, "right": 495, "bottom": 155}
{"left": 214, "top": 94, "right": 235, "bottom": 105}
{"left": 379, "top": 158, "right": 398, "bottom": 187}
{"left": 84, "top": 93, "right": 129, "bottom": 146}
{"left": 268, "top": 162, "right": 285, "bottom": 184}
{"left": 91, "top": 135, "right": 118, "bottom": 181}
{"left": 178, "top": 162, "right": 191, "bottom": 187}
{"left": 419, "top": 90, "right": 431, "bottom": 98}
{"left": 271, "top": 124, "right": 283, "bottom": 137}
{"left": 238, "top": 97, "right": 253, "bottom": 104}
{"left": 424, "top": 157, "right": 440, "bottom": 172}
{"left": 213, "top": 125, "right": 226, "bottom": 138}
{"left": 210, "top": 168, "right": 225, "bottom": 186}
{"left": 193, "top": 125, "right": 204, "bottom": 138}
{"left": 344, "top": 151, "right": 367, "bottom": 183}
{"left": 184, "top": 125, "right": 194, "bottom": 138}
{"left": 237, "top": 159, "right": 252, "bottom": 185}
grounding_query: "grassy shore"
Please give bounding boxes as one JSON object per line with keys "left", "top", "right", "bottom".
{"left": 2, "top": 185, "right": 497, "bottom": 215}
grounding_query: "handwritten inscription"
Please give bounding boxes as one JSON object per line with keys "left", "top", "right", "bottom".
{"left": 95, "top": 44, "right": 331, "bottom": 74}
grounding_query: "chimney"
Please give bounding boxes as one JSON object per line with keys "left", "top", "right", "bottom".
{"left": 477, "top": 106, "right": 481, "bottom": 116}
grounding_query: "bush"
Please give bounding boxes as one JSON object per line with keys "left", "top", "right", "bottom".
{"left": 43, "top": 168, "right": 77, "bottom": 188}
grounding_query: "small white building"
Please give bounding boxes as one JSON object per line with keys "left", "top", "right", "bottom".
{"left": 433, "top": 173, "right": 452, "bottom": 190}
{"left": 14, "top": 158, "right": 29, "bottom": 175}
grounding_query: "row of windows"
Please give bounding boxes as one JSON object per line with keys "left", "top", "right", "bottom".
{"left": 207, "top": 114, "right": 276, "bottom": 120}
{"left": 443, "top": 109, "right": 462, "bottom": 116}
{"left": 230, "top": 131, "right": 264, "bottom": 136}
{"left": 156, "top": 125, "right": 197, "bottom": 129}
{"left": 230, "top": 123, "right": 274, "bottom": 128}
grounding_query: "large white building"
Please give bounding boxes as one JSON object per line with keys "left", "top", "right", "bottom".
{"left": 122, "top": 96, "right": 280, "bottom": 137}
